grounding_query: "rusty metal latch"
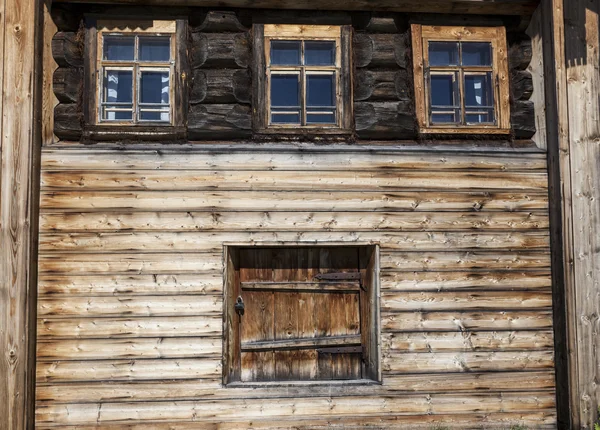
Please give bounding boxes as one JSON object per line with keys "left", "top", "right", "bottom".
{"left": 317, "top": 346, "right": 363, "bottom": 354}
{"left": 234, "top": 296, "right": 245, "bottom": 316}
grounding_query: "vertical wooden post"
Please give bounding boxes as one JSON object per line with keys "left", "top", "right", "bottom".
{"left": 0, "top": 0, "right": 43, "bottom": 428}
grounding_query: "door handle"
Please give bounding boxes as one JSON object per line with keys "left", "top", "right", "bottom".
{"left": 234, "top": 296, "right": 245, "bottom": 316}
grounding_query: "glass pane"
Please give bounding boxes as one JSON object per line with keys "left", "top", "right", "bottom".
{"left": 139, "top": 36, "right": 171, "bottom": 62}
{"left": 140, "top": 110, "right": 170, "bottom": 121}
{"left": 103, "top": 107, "right": 133, "bottom": 121}
{"left": 305, "top": 41, "right": 336, "bottom": 65}
{"left": 307, "top": 113, "right": 335, "bottom": 124}
{"left": 104, "top": 70, "right": 133, "bottom": 103}
{"left": 271, "top": 41, "right": 301, "bottom": 65}
{"left": 103, "top": 36, "right": 135, "bottom": 61}
{"left": 464, "top": 73, "right": 493, "bottom": 107}
{"left": 307, "top": 74, "right": 335, "bottom": 107}
{"left": 428, "top": 42, "right": 459, "bottom": 66}
{"left": 431, "top": 112, "right": 458, "bottom": 124}
{"left": 462, "top": 42, "right": 492, "bottom": 66}
{"left": 272, "top": 113, "right": 300, "bottom": 124}
{"left": 271, "top": 74, "right": 300, "bottom": 107}
{"left": 430, "top": 74, "right": 457, "bottom": 107}
{"left": 466, "top": 109, "right": 494, "bottom": 124}
{"left": 140, "top": 71, "right": 170, "bottom": 104}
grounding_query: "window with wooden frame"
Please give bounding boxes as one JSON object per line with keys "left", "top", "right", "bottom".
{"left": 411, "top": 25, "right": 510, "bottom": 134}
{"left": 224, "top": 246, "right": 380, "bottom": 385}
{"left": 85, "top": 19, "right": 188, "bottom": 133}
{"left": 252, "top": 24, "right": 353, "bottom": 134}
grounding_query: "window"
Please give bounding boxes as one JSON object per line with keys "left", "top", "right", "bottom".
{"left": 253, "top": 25, "right": 353, "bottom": 134}
{"left": 411, "top": 25, "right": 510, "bottom": 134}
{"left": 86, "top": 19, "right": 187, "bottom": 132}
{"left": 223, "top": 246, "right": 380, "bottom": 385}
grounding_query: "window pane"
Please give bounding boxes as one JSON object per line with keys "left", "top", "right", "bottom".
{"left": 140, "top": 71, "right": 170, "bottom": 104}
{"left": 307, "top": 74, "right": 335, "bottom": 107}
{"left": 307, "top": 113, "right": 335, "bottom": 124}
{"left": 428, "top": 42, "right": 459, "bottom": 66}
{"left": 271, "top": 41, "right": 301, "bottom": 65}
{"left": 104, "top": 70, "right": 133, "bottom": 103}
{"left": 430, "top": 73, "right": 457, "bottom": 107}
{"left": 462, "top": 42, "right": 492, "bottom": 66}
{"left": 140, "top": 110, "right": 170, "bottom": 121}
{"left": 139, "top": 36, "right": 171, "bottom": 62}
{"left": 103, "top": 107, "right": 133, "bottom": 121}
{"left": 431, "top": 112, "right": 458, "bottom": 124}
{"left": 272, "top": 113, "right": 301, "bottom": 124}
{"left": 271, "top": 74, "right": 300, "bottom": 107}
{"left": 305, "top": 41, "right": 335, "bottom": 66}
{"left": 466, "top": 109, "right": 494, "bottom": 124}
{"left": 464, "top": 73, "right": 493, "bottom": 107}
{"left": 103, "top": 36, "right": 135, "bottom": 61}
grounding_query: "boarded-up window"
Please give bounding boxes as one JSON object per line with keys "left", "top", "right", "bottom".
{"left": 224, "top": 246, "right": 379, "bottom": 384}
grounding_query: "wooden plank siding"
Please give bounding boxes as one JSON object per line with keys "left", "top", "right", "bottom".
{"left": 35, "top": 148, "right": 556, "bottom": 428}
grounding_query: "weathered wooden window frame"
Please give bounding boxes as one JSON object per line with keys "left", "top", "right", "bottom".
{"left": 411, "top": 24, "right": 511, "bottom": 135}
{"left": 83, "top": 18, "right": 188, "bottom": 140}
{"left": 252, "top": 24, "right": 353, "bottom": 135}
{"left": 223, "top": 244, "right": 381, "bottom": 387}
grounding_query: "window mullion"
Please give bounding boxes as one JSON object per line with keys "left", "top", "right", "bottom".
{"left": 134, "top": 64, "right": 139, "bottom": 124}
{"left": 301, "top": 68, "right": 307, "bottom": 126}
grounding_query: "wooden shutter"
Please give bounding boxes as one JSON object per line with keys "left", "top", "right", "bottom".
{"left": 237, "top": 247, "right": 363, "bottom": 382}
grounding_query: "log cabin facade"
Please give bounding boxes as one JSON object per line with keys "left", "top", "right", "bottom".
{"left": 1, "top": 0, "right": 599, "bottom": 429}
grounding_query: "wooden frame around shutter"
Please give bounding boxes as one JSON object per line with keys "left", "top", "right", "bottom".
{"left": 411, "top": 24, "right": 511, "bottom": 135}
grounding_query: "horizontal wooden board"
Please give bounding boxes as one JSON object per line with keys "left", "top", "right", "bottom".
{"left": 38, "top": 231, "right": 550, "bottom": 253}
{"left": 40, "top": 190, "right": 549, "bottom": 212}
{"left": 38, "top": 273, "right": 223, "bottom": 296}
{"left": 381, "top": 251, "right": 551, "bottom": 271}
{"left": 382, "top": 330, "right": 554, "bottom": 352}
{"left": 37, "top": 316, "right": 222, "bottom": 339}
{"left": 381, "top": 270, "right": 552, "bottom": 291}
{"left": 34, "top": 392, "right": 556, "bottom": 425}
{"left": 382, "top": 310, "right": 554, "bottom": 332}
{"left": 38, "top": 253, "right": 222, "bottom": 275}
{"left": 41, "top": 150, "right": 548, "bottom": 171}
{"left": 34, "top": 412, "right": 558, "bottom": 430}
{"left": 37, "top": 337, "right": 221, "bottom": 361}
{"left": 242, "top": 335, "right": 361, "bottom": 352}
{"left": 37, "top": 358, "right": 222, "bottom": 383}
{"left": 383, "top": 350, "right": 555, "bottom": 373}
{"left": 39, "top": 211, "right": 550, "bottom": 232}
{"left": 241, "top": 282, "right": 360, "bottom": 292}
{"left": 35, "top": 371, "right": 556, "bottom": 403}
{"left": 381, "top": 291, "right": 553, "bottom": 311}
{"left": 40, "top": 170, "right": 549, "bottom": 191}
{"left": 38, "top": 295, "right": 222, "bottom": 318}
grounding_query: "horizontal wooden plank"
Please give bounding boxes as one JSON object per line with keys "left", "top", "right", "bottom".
{"left": 40, "top": 190, "right": 549, "bottom": 212}
{"left": 37, "top": 316, "right": 222, "bottom": 339}
{"left": 39, "top": 210, "right": 550, "bottom": 233}
{"left": 241, "top": 335, "right": 361, "bottom": 352}
{"left": 381, "top": 291, "right": 553, "bottom": 311}
{"left": 37, "top": 358, "right": 222, "bottom": 383}
{"left": 41, "top": 150, "right": 548, "bottom": 171}
{"left": 381, "top": 270, "right": 552, "bottom": 291}
{"left": 382, "top": 330, "right": 554, "bottom": 352}
{"left": 37, "top": 337, "right": 220, "bottom": 361}
{"left": 38, "top": 296, "right": 222, "bottom": 318}
{"left": 40, "top": 170, "right": 549, "bottom": 191}
{"left": 35, "top": 371, "right": 556, "bottom": 403}
{"left": 241, "top": 282, "right": 360, "bottom": 292}
{"left": 34, "top": 412, "right": 558, "bottom": 430}
{"left": 38, "top": 231, "right": 550, "bottom": 253}
{"left": 381, "top": 251, "right": 551, "bottom": 271}
{"left": 383, "top": 350, "right": 554, "bottom": 373}
{"left": 382, "top": 310, "right": 554, "bottom": 332}
{"left": 38, "top": 253, "right": 222, "bottom": 275}
{"left": 38, "top": 273, "right": 223, "bottom": 296}
{"left": 34, "top": 392, "right": 556, "bottom": 425}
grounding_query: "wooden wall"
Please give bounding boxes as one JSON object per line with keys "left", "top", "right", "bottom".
{"left": 0, "top": 0, "right": 43, "bottom": 428}
{"left": 35, "top": 145, "right": 557, "bottom": 428}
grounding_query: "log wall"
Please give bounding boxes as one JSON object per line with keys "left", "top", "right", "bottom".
{"left": 35, "top": 145, "right": 556, "bottom": 428}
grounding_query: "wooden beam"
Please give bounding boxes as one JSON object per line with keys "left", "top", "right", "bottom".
{"left": 0, "top": 0, "right": 43, "bottom": 428}
{"left": 50, "top": 0, "right": 540, "bottom": 16}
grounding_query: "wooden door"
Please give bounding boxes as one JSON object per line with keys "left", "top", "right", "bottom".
{"left": 237, "top": 247, "right": 363, "bottom": 382}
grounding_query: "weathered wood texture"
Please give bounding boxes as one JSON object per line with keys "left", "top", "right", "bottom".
{"left": 1, "top": 0, "right": 42, "bottom": 428}
{"left": 36, "top": 146, "right": 555, "bottom": 427}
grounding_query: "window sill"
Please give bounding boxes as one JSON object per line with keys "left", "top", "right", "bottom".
{"left": 418, "top": 127, "right": 511, "bottom": 135}
{"left": 225, "top": 379, "right": 381, "bottom": 389}
{"left": 83, "top": 125, "right": 187, "bottom": 142}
